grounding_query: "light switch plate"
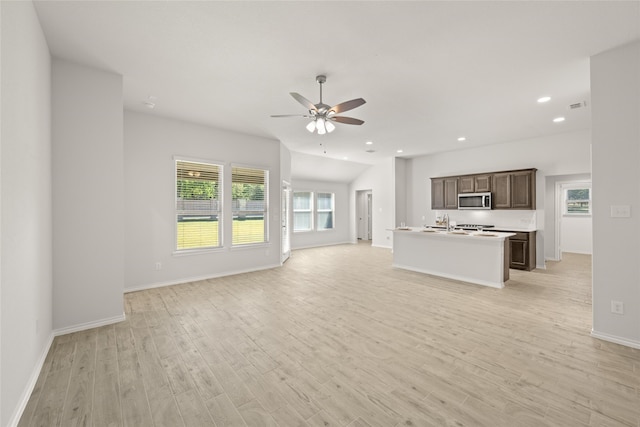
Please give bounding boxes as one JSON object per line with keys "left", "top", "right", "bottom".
{"left": 610, "top": 205, "right": 631, "bottom": 218}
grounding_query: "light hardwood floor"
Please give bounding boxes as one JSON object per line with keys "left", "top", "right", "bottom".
{"left": 19, "top": 243, "right": 640, "bottom": 427}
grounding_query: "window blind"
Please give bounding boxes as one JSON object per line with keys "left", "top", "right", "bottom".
{"left": 293, "top": 191, "right": 313, "bottom": 231}
{"left": 232, "top": 166, "right": 268, "bottom": 245}
{"left": 176, "top": 160, "right": 222, "bottom": 250}
{"left": 317, "top": 192, "right": 335, "bottom": 230}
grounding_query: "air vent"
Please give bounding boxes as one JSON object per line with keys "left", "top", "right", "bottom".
{"left": 569, "top": 101, "right": 587, "bottom": 110}
{"left": 365, "top": 149, "right": 376, "bottom": 153}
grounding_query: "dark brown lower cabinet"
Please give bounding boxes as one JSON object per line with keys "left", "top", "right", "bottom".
{"left": 508, "top": 231, "right": 536, "bottom": 271}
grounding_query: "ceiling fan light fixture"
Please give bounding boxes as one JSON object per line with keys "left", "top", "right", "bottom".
{"left": 325, "top": 120, "right": 336, "bottom": 133}
{"left": 306, "top": 121, "right": 316, "bottom": 132}
{"left": 316, "top": 117, "right": 327, "bottom": 135}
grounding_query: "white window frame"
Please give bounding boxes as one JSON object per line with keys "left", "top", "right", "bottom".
{"left": 231, "top": 164, "right": 269, "bottom": 247}
{"left": 316, "top": 192, "right": 335, "bottom": 231}
{"left": 174, "top": 156, "right": 223, "bottom": 253}
{"left": 564, "top": 183, "right": 592, "bottom": 216}
{"left": 293, "top": 191, "right": 314, "bottom": 232}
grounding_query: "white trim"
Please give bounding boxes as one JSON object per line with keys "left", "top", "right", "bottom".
{"left": 591, "top": 329, "right": 640, "bottom": 350}
{"left": 124, "top": 263, "right": 281, "bottom": 293}
{"left": 8, "top": 315, "right": 126, "bottom": 426}
{"left": 6, "top": 333, "right": 55, "bottom": 427}
{"left": 53, "top": 313, "right": 126, "bottom": 337}
{"left": 291, "top": 241, "right": 354, "bottom": 251}
{"left": 371, "top": 243, "right": 392, "bottom": 249}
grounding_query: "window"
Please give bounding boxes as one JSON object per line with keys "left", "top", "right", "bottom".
{"left": 176, "top": 160, "right": 221, "bottom": 250}
{"left": 565, "top": 186, "right": 591, "bottom": 215}
{"left": 232, "top": 166, "right": 268, "bottom": 245}
{"left": 316, "top": 192, "right": 335, "bottom": 230}
{"left": 293, "top": 191, "right": 335, "bottom": 232}
{"left": 293, "top": 191, "right": 313, "bottom": 231}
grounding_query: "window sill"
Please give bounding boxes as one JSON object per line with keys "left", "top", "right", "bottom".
{"left": 173, "top": 247, "right": 225, "bottom": 256}
{"left": 230, "top": 242, "right": 270, "bottom": 251}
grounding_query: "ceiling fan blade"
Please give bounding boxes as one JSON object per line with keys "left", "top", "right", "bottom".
{"left": 290, "top": 92, "right": 317, "bottom": 112}
{"left": 330, "top": 116, "right": 364, "bottom": 125}
{"left": 270, "top": 114, "right": 311, "bottom": 118}
{"left": 329, "top": 98, "right": 366, "bottom": 114}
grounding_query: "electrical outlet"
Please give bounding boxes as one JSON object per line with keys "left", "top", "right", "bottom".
{"left": 611, "top": 300, "right": 624, "bottom": 315}
{"left": 155, "top": 262, "right": 162, "bottom": 270}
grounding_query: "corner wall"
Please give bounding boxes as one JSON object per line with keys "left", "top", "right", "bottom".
{"left": 1, "top": 2, "right": 53, "bottom": 425}
{"left": 123, "top": 111, "right": 282, "bottom": 291}
{"left": 349, "top": 159, "right": 395, "bottom": 249}
{"left": 591, "top": 40, "right": 640, "bottom": 347}
{"left": 52, "top": 60, "right": 124, "bottom": 331}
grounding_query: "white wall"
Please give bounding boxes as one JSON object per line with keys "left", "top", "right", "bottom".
{"left": 591, "top": 41, "right": 640, "bottom": 348}
{"left": 349, "top": 159, "right": 395, "bottom": 249}
{"left": 561, "top": 215, "right": 592, "bottom": 255}
{"left": 290, "top": 179, "right": 351, "bottom": 249}
{"left": 52, "top": 60, "right": 125, "bottom": 331}
{"left": 394, "top": 158, "right": 407, "bottom": 227}
{"left": 124, "top": 111, "right": 282, "bottom": 291}
{"left": 1, "top": 2, "right": 53, "bottom": 425}
{"left": 405, "top": 129, "right": 591, "bottom": 268}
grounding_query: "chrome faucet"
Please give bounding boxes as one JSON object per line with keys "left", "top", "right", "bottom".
{"left": 442, "top": 213, "right": 450, "bottom": 231}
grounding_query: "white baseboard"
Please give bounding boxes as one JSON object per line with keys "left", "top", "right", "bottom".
{"left": 6, "top": 332, "right": 55, "bottom": 427}
{"left": 291, "top": 241, "right": 353, "bottom": 251}
{"left": 591, "top": 329, "right": 640, "bottom": 349}
{"left": 53, "top": 313, "right": 126, "bottom": 336}
{"left": 124, "top": 263, "right": 281, "bottom": 293}
{"left": 372, "top": 243, "right": 392, "bottom": 249}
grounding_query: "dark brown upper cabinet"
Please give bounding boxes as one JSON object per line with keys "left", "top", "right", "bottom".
{"left": 432, "top": 168, "right": 536, "bottom": 210}
{"left": 493, "top": 169, "right": 536, "bottom": 210}
{"left": 474, "top": 174, "right": 492, "bottom": 192}
{"left": 492, "top": 172, "right": 512, "bottom": 209}
{"left": 431, "top": 177, "right": 458, "bottom": 209}
{"left": 458, "top": 174, "right": 492, "bottom": 194}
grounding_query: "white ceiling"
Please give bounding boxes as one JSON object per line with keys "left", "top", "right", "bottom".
{"left": 33, "top": 1, "right": 640, "bottom": 182}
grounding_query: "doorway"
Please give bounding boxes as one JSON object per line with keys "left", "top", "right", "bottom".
{"left": 556, "top": 181, "right": 592, "bottom": 259}
{"left": 281, "top": 181, "right": 291, "bottom": 263}
{"left": 545, "top": 173, "right": 592, "bottom": 262}
{"left": 356, "top": 190, "right": 372, "bottom": 241}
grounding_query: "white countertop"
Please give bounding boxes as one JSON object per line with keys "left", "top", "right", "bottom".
{"left": 421, "top": 224, "right": 537, "bottom": 232}
{"left": 393, "top": 227, "right": 515, "bottom": 240}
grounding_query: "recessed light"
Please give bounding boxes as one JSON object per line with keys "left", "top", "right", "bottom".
{"left": 365, "top": 141, "right": 373, "bottom": 145}
{"left": 553, "top": 117, "right": 565, "bottom": 123}
{"left": 457, "top": 137, "right": 466, "bottom": 142}
{"left": 397, "top": 149, "right": 403, "bottom": 153}
{"left": 537, "top": 96, "right": 551, "bottom": 103}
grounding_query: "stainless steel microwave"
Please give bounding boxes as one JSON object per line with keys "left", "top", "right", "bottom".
{"left": 458, "top": 192, "right": 491, "bottom": 210}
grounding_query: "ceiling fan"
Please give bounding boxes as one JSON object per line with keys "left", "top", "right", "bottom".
{"left": 271, "top": 75, "right": 366, "bottom": 135}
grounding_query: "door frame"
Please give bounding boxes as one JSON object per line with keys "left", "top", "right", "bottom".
{"left": 281, "top": 180, "right": 291, "bottom": 263}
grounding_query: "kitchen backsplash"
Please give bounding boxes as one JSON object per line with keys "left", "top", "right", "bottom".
{"left": 433, "top": 209, "right": 537, "bottom": 230}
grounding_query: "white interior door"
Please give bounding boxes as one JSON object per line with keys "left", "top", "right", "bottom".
{"left": 356, "top": 190, "right": 372, "bottom": 241}
{"left": 281, "top": 181, "right": 291, "bottom": 263}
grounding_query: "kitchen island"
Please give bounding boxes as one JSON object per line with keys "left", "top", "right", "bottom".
{"left": 392, "top": 228, "right": 515, "bottom": 288}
